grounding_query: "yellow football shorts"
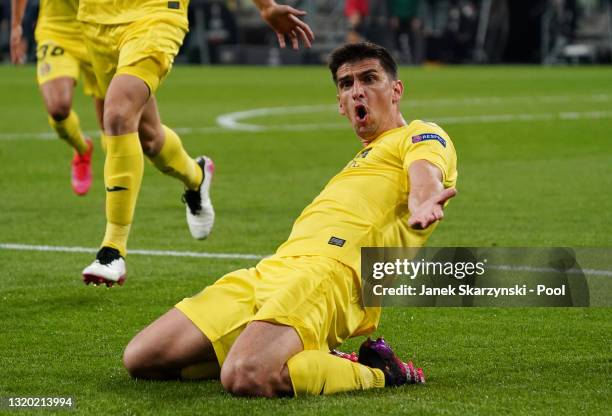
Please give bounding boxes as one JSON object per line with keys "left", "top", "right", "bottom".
{"left": 35, "top": 35, "right": 102, "bottom": 98}
{"left": 176, "top": 255, "right": 378, "bottom": 366}
{"left": 80, "top": 15, "right": 188, "bottom": 95}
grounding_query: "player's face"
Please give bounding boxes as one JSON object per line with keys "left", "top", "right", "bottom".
{"left": 336, "top": 58, "right": 403, "bottom": 143}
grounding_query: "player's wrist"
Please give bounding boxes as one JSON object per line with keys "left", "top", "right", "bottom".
{"left": 254, "top": 0, "right": 277, "bottom": 13}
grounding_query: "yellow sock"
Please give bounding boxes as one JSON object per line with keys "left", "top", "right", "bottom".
{"left": 287, "top": 350, "right": 385, "bottom": 396}
{"left": 101, "top": 223, "right": 131, "bottom": 257}
{"left": 48, "top": 110, "right": 88, "bottom": 154}
{"left": 149, "top": 126, "right": 202, "bottom": 190}
{"left": 101, "top": 132, "right": 143, "bottom": 257}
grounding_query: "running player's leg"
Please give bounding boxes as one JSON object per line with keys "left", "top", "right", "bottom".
{"left": 79, "top": 24, "right": 141, "bottom": 284}
{"left": 89, "top": 73, "right": 212, "bottom": 277}
{"left": 139, "top": 97, "right": 214, "bottom": 239}
{"left": 80, "top": 74, "right": 148, "bottom": 284}
{"left": 123, "top": 308, "right": 219, "bottom": 380}
{"left": 40, "top": 77, "right": 89, "bottom": 153}
{"left": 37, "top": 44, "right": 95, "bottom": 196}
{"left": 91, "top": 74, "right": 147, "bottom": 278}
{"left": 138, "top": 96, "right": 201, "bottom": 189}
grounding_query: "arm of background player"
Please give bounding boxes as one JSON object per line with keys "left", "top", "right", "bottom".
{"left": 252, "top": 0, "right": 314, "bottom": 50}
{"left": 10, "top": 0, "right": 28, "bottom": 64}
{"left": 407, "top": 160, "right": 457, "bottom": 230}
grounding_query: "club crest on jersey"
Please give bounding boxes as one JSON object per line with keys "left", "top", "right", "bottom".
{"left": 412, "top": 133, "right": 447, "bottom": 147}
{"left": 347, "top": 148, "right": 372, "bottom": 168}
{"left": 360, "top": 149, "right": 371, "bottom": 158}
{"left": 39, "top": 63, "right": 51, "bottom": 76}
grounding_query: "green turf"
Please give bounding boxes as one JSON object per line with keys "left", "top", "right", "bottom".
{"left": 0, "top": 64, "right": 611, "bottom": 415}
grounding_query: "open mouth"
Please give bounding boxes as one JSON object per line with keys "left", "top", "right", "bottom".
{"left": 355, "top": 104, "right": 368, "bottom": 121}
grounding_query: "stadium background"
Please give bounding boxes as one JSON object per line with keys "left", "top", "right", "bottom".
{"left": 1, "top": 0, "right": 611, "bottom": 65}
{"left": 0, "top": 0, "right": 610, "bottom": 415}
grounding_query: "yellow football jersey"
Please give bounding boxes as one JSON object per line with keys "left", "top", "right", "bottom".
{"left": 276, "top": 120, "right": 458, "bottom": 276}
{"left": 36, "top": 0, "right": 82, "bottom": 39}
{"left": 77, "top": 0, "right": 189, "bottom": 28}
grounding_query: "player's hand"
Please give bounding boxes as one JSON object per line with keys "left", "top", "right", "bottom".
{"left": 408, "top": 188, "right": 457, "bottom": 230}
{"left": 10, "top": 25, "right": 26, "bottom": 65}
{"left": 259, "top": 3, "right": 314, "bottom": 50}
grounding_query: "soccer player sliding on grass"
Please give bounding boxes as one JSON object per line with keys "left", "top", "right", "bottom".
{"left": 123, "top": 42, "right": 457, "bottom": 396}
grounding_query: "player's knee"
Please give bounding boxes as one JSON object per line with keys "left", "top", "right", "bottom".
{"left": 103, "top": 105, "right": 138, "bottom": 135}
{"left": 47, "top": 101, "right": 71, "bottom": 122}
{"left": 122, "top": 340, "right": 146, "bottom": 378}
{"left": 122, "top": 337, "right": 163, "bottom": 379}
{"left": 220, "top": 358, "right": 276, "bottom": 397}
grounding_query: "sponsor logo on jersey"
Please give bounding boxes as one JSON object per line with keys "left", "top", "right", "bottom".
{"left": 328, "top": 236, "right": 346, "bottom": 247}
{"left": 412, "top": 133, "right": 447, "bottom": 147}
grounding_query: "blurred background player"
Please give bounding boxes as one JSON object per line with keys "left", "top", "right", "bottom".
{"left": 10, "top": 0, "right": 104, "bottom": 196}
{"left": 345, "top": 0, "right": 369, "bottom": 43}
{"left": 388, "top": 0, "right": 425, "bottom": 64}
{"left": 80, "top": 0, "right": 314, "bottom": 286}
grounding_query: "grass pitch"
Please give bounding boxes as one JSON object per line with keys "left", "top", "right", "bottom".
{"left": 0, "top": 64, "right": 611, "bottom": 415}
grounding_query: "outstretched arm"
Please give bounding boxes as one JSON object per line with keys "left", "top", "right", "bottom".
{"left": 408, "top": 160, "right": 457, "bottom": 230}
{"left": 252, "top": 0, "right": 314, "bottom": 49}
{"left": 10, "top": 0, "right": 28, "bottom": 64}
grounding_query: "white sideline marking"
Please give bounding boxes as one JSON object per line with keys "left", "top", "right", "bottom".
{"left": 1, "top": 243, "right": 611, "bottom": 277}
{"left": 2, "top": 93, "right": 611, "bottom": 140}
{"left": 0, "top": 243, "right": 264, "bottom": 261}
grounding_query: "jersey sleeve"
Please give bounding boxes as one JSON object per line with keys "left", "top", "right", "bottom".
{"left": 400, "top": 121, "right": 457, "bottom": 187}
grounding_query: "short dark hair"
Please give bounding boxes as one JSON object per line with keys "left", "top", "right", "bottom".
{"left": 328, "top": 42, "right": 398, "bottom": 84}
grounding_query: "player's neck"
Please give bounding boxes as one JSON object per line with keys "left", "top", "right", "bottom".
{"left": 360, "top": 113, "right": 407, "bottom": 147}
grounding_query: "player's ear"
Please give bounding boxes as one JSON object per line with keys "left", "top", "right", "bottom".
{"left": 337, "top": 94, "right": 346, "bottom": 116}
{"left": 392, "top": 80, "right": 404, "bottom": 104}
